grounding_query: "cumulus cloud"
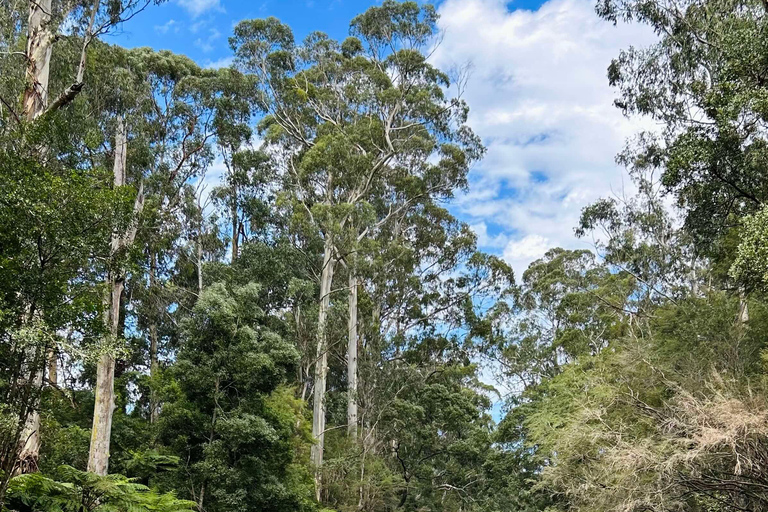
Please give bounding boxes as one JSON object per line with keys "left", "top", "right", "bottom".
{"left": 503, "top": 234, "right": 550, "bottom": 278}
{"left": 432, "top": 0, "right": 656, "bottom": 278}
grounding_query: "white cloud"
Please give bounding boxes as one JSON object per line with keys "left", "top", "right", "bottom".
{"left": 177, "top": 0, "right": 223, "bottom": 18}
{"left": 434, "top": 0, "right": 657, "bottom": 277}
{"left": 154, "top": 19, "right": 179, "bottom": 34}
{"left": 471, "top": 222, "right": 509, "bottom": 249}
{"left": 203, "top": 56, "right": 234, "bottom": 69}
{"left": 503, "top": 234, "right": 550, "bottom": 278}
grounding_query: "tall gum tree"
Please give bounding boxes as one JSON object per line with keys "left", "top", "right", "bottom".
{"left": 17, "top": 0, "right": 159, "bottom": 472}
{"left": 87, "top": 48, "right": 220, "bottom": 475}
{"left": 230, "top": 1, "right": 484, "bottom": 497}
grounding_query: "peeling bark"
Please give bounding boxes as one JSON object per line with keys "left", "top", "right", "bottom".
{"left": 23, "top": 0, "right": 54, "bottom": 121}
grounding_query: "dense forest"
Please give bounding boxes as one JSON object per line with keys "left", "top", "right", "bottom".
{"left": 2, "top": 0, "right": 768, "bottom": 510}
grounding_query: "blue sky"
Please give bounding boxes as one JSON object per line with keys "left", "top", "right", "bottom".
{"left": 108, "top": 0, "right": 656, "bottom": 279}
{"left": 107, "top": 0, "right": 658, "bottom": 415}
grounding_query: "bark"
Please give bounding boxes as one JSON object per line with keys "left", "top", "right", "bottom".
{"left": 23, "top": 0, "right": 54, "bottom": 121}
{"left": 149, "top": 252, "right": 160, "bottom": 424}
{"left": 46, "top": 348, "right": 57, "bottom": 385}
{"left": 739, "top": 289, "right": 749, "bottom": 324}
{"left": 311, "top": 237, "right": 335, "bottom": 499}
{"left": 15, "top": 0, "right": 56, "bottom": 470}
{"left": 16, "top": 367, "right": 43, "bottom": 474}
{"left": 231, "top": 183, "right": 239, "bottom": 261}
{"left": 197, "top": 230, "right": 204, "bottom": 295}
{"left": 347, "top": 272, "right": 359, "bottom": 441}
{"left": 88, "top": 276, "right": 121, "bottom": 475}
{"left": 88, "top": 116, "right": 143, "bottom": 475}
{"left": 149, "top": 322, "right": 159, "bottom": 423}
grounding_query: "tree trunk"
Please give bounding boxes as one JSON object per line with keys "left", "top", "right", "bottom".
{"left": 149, "top": 322, "right": 159, "bottom": 423}
{"left": 15, "top": 0, "right": 56, "bottom": 471}
{"left": 347, "top": 272, "right": 358, "bottom": 441}
{"left": 16, "top": 366, "right": 43, "bottom": 474}
{"left": 23, "top": 0, "right": 54, "bottom": 120}
{"left": 88, "top": 276, "right": 121, "bottom": 475}
{"left": 311, "top": 237, "right": 335, "bottom": 499}
{"left": 231, "top": 183, "right": 239, "bottom": 262}
{"left": 46, "top": 348, "right": 57, "bottom": 385}
{"left": 197, "top": 215, "right": 204, "bottom": 296}
{"left": 739, "top": 289, "right": 749, "bottom": 324}
{"left": 149, "top": 251, "right": 159, "bottom": 424}
{"left": 88, "top": 116, "right": 140, "bottom": 476}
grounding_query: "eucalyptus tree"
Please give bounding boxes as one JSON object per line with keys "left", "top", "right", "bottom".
{"left": 598, "top": 0, "right": 768, "bottom": 267}
{"left": 0, "top": 0, "right": 160, "bottom": 474}
{"left": 87, "top": 47, "right": 221, "bottom": 476}
{"left": 229, "top": 2, "right": 483, "bottom": 489}
{"left": 17, "top": 0, "right": 160, "bottom": 123}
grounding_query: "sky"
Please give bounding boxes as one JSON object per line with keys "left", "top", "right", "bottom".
{"left": 107, "top": 0, "right": 657, "bottom": 280}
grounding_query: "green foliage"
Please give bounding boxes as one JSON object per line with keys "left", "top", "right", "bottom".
{"left": 6, "top": 465, "right": 196, "bottom": 512}
{"left": 731, "top": 203, "right": 768, "bottom": 291}
{"left": 156, "top": 282, "right": 314, "bottom": 512}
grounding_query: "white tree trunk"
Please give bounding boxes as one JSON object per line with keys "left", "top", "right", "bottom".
{"left": 739, "top": 289, "right": 749, "bottom": 324}
{"left": 23, "top": 0, "right": 53, "bottom": 120}
{"left": 311, "top": 238, "right": 335, "bottom": 499}
{"left": 15, "top": 0, "right": 56, "bottom": 471}
{"left": 149, "top": 252, "right": 160, "bottom": 424}
{"left": 347, "top": 273, "right": 358, "bottom": 441}
{"left": 88, "top": 116, "right": 142, "bottom": 475}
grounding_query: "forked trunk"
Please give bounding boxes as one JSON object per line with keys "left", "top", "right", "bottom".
{"left": 311, "top": 237, "right": 335, "bottom": 499}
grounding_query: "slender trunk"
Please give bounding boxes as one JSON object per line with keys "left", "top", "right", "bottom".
{"left": 196, "top": 228, "right": 203, "bottom": 296}
{"left": 311, "top": 237, "right": 335, "bottom": 500}
{"left": 88, "top": 116, "right": 141, "bottom": 476}
{"left": 46, "top": 348, "right": 57, "bottom": 385}
{"left": 231, "top": 183, "right": 239, "bottom": 262}
{"left": 347, "top": 272, "right": 358, "bottom": 441}
{"left": 149, "top": 323, "right": 159, "bottom": 423}
{"left": 149, "top": 252, "right": 159, "bottom": 424}
{"left": 23, "top": 0, "right": 53, "bottom": 120}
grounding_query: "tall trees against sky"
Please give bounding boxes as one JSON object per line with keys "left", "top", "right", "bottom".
{"left": 229, "top": 0, "right": 485, "bottom": 495}
{"left": 7, "top": 0, "right": 768, "bottom": 509}
{"left": 0, "top": 1, "right": 518, "bottom": 511}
